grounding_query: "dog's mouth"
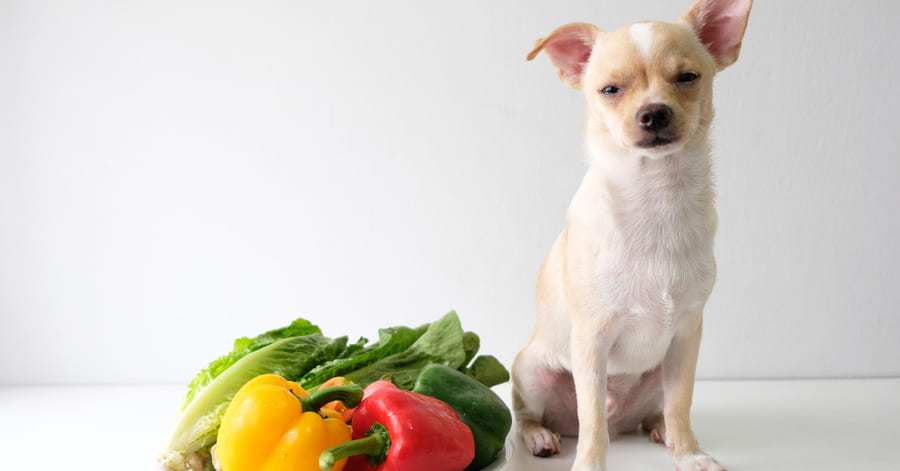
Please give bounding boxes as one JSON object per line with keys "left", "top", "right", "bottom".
{"left": 636, "top": 135, "right": 679, "bottom": 148}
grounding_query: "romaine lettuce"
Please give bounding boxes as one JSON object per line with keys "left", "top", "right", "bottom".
{"left": 343, "top": 311, "right": 467, "bottom": 389}
{"left": 180, "top": 317, "right": 322, "bottom": 409}
{"left": 298, "top": 324, "right": 427, "bottom": 390}
{"left": 161, "top": 330, "right": 346, "bottom": 471}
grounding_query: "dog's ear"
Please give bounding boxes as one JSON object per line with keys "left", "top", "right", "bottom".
{"left": 527, "top": 22, "right": 601, "bottom": 90}
{"left": 682, "top": 0, "right": 752, "bottom": 70}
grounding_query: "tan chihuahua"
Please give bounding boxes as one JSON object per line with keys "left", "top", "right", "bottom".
{"left": 511, "top": 1, "right": 752, "bottom": 470}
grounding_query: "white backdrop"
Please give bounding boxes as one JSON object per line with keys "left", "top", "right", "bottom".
{"left": 2, "top": 0, "right": 898, "bottom": 385}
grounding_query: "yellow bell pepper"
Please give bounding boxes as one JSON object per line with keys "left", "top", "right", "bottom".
{"left": 216, "top": 374, "right": 364, "bottom": 471}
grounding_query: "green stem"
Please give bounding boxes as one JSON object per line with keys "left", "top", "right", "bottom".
{"left": 299, "top": 384, "right": 364, "bottom": 413}
{"left": 319, "top": 423, "right": 391, "bottom": 471}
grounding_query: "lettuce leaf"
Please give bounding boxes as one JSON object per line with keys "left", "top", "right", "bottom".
{"left": 161, "top": 330, "right": 346, "bottom": 471}
{"left": 298, "top": 324, "right": 427, "bottom": 390}
{"left": 343, "top": 311, "right": 467, "bottom": 389}
{"left": 180, "top": 318, "right": 321, "bottom": 410}
{"left": 461, "top": 354, "right": 511, "bottom": 388}
{"left": 336, "top": 336, "right": 370, "bottom": 360}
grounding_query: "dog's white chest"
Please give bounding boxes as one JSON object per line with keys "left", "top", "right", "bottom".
{"left": 570, "top": 157, "right": 716, "bottom": 374}
{"left": 601, "top": 250, "right": 704, "bottom": 374}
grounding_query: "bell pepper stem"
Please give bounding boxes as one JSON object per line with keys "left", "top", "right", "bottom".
{"left": 319, "top": 423, "right": 391, "bottom": 471}
{"left": 299, "top": 384, "right": 364, "bottom": 413}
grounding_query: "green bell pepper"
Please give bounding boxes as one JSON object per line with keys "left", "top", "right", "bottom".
{"left": 412, "top": 363, "right": 512, "bottom": 471}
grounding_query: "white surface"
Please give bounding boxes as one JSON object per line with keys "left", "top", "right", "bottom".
{"left": 3, "top": 0, "right": 900, "bottom": 385}
{"left": 0, "top": 379, "right": 897, "bottom": 471}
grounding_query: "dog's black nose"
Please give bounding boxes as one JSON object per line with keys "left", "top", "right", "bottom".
{"left": 636, "top": 104, "right": 673, "bottom": 131}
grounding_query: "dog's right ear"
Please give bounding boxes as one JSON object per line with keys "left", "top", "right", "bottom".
{"left": 527, "top": 23, "right": 601, "bottom": 90}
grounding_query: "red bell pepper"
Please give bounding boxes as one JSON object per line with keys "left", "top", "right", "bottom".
{"left": 318, "top": 380, "right": 475, "bottom": 471}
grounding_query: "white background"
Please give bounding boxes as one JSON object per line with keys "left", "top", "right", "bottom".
{"left": 2, "top": 0, "right": 898, "bottom": 386}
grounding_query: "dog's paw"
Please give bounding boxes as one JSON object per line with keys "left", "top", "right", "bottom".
{"left": 674, "top": 454, "right": 727, "bottom": 471}
{"left": 641, "top": 413, "right": 666, "bottom": 445}
{"left": 650, "top": 426, "right": 666, "bottom": 444}
{"left": 526, "top": 427, "right": 561, "bottom": 457}
{"left": 570, "top": 465, "right": 606, "bottom": 471}
{"left": 570, "top": 457, "right": 606, "bottom": 471}
{"left": 569, "top": 440, "right": 609, "bottom": 471}
{"left": 570, "top": 462, "right": 606, "bottom": 471}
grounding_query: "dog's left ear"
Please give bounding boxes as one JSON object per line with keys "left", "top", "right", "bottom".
{"left": 682, "top": 0, "right": 752, "bottom": 70}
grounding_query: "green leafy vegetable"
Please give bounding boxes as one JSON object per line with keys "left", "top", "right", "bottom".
{"left": 161, "top": 331, "right": 346, "bottom": 471}
{"left": 299, "top": 325, "right": 427, "bottom": 390}
{"left": 461, "top": 354, "right": 511, "bottom": 388}
{"left": 343, "top": 311, "right": 468, "bottom": 389}
{"left": 461, "top": 331, "right": 481, "bottom": 366}
{"left": 337, "top": 336, "right": 370, "bottom": 360}
{"left": 180, "top": 318, "right": 322, "bottom": 410}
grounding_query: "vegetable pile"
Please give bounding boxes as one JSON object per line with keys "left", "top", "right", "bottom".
{"left": 159, "top": 311, "right": 511, "bottom": 471}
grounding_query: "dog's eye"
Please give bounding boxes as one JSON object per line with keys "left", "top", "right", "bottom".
{"left": 677, "top": 72, "right": 699, "bottom": 83}
{"left": 600, "top": 86, "right": 620, "bottom": 95}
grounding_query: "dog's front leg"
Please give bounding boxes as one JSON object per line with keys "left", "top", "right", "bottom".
{"left": 662, "top": 317, "right": 726, "bottom": 471}
{"left": 569, "top": 317, "right": 613, "bottom": 471}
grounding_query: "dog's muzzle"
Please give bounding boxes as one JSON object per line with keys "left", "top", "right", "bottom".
{"left": 636, "top": 104, "right": 679, "bottom": 148}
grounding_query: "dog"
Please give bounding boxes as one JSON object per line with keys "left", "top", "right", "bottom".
{"left": 511, "top": 1, "right": 752, "bottom": 470}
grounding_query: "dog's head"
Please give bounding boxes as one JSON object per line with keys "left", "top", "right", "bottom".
{"left": 528, "top": 0, "right": 751, "bottom": 160}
